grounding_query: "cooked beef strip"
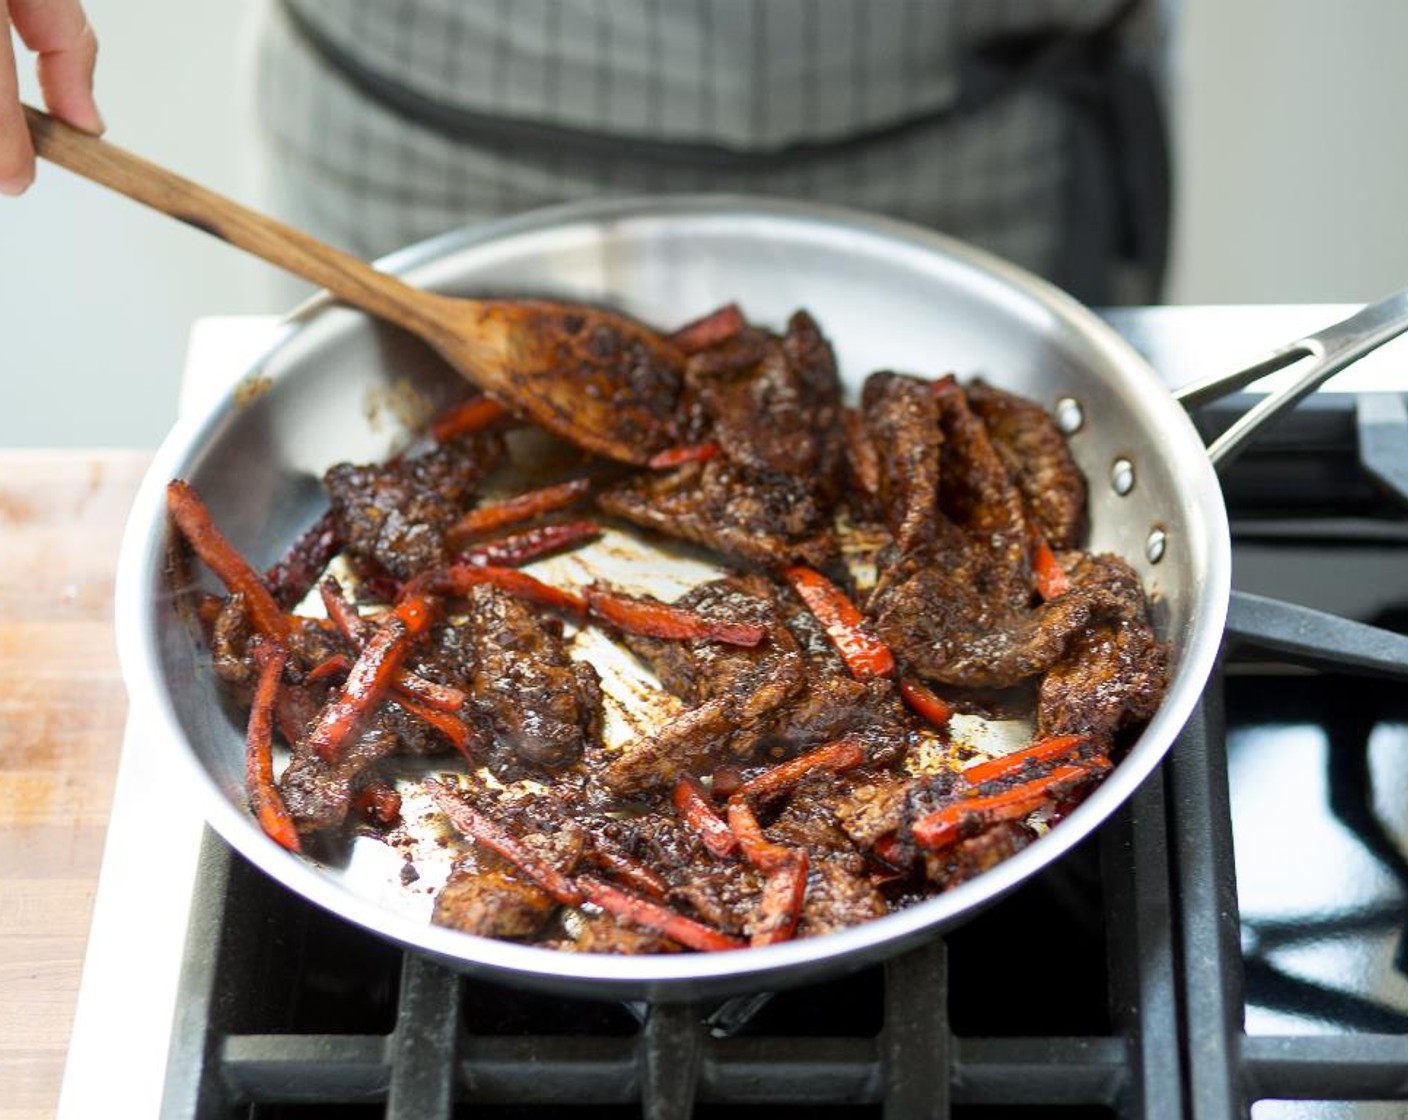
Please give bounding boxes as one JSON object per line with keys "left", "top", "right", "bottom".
{"left": 931, "top": 376, "right": 1032, "bottom": 612}
{"left": 1036, "top": 556, "right": 1169, "bottom": 747}
{"left": 829, "top": 774, "right": 915, "bottom": 850}
{"left": 597, "top": 457, "right": 840, "bottom": 571}
{"left": 868, "top": 547, "right": 1098, "bottom": 688}
{"left": 464, "top": 584, "right": 602, "bottom": 778}
{"left": 432, "top": 860, "right": 558, "bottom": 940}
{"left": 857, "top": 371, "right": 1031, "bottom": 620}
{"left": 604, "top": 573, "right": 911, "bottom": 794}
{"left": 966, "top": 379, "right": 1087, "bottom": 550}
{"left": 800, "top": 854, "right": 889, "bottom": 937}
{"left": 432, "top": 825, "right": 586, "bottom": 939}
{"left": 602, "top": 576, "right": 806, "bottom": 794}
{"left": 922, "top": 821, "right": 1035, "bottom": 891}
{"left": 669, "top": 864, "right": 766, "bottom": 936}
{"left": 565, "top": 914, "right": 682, "bottom": 954}
{"left": 279, "top": 715, "right": 399, "bottom": 833}
{"left": 597, "top": 311, "right": 845, "bottom": 571}
{"left": 324, "top": 430, "right": 504, "bottom": 580}
{"left": 859, "top": 371, "right": 944, "bottom": 554}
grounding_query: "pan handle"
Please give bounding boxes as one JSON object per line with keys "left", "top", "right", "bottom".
{"left": 1171, "top": 288, "right": 1408, "bottom": 471}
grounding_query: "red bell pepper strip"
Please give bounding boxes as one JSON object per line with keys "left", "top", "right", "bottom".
{"left": 434, "top": 564, "right": 588, "bottom": 614}
{"left": 647, "top": 442, "right": 719, "bottom": 470}
{"left": 307, "top": 645, "right": 466, "bottom": 717}
{"left": 782, "top": 565, "right": 894, "bottom": 679}
{"left": 458, "top": 520, "right": 602, "bottom": 568}
{"left": 307, "top": 590, "right": 440, "bottom": 762}
{"left": 306, "top": 653, "right": 352, "bottom": 683}
{"left": 899, "top": 679, "right": 955, "bottom": 729}
{"left": 320, "top": 577, "right": 464, "bottom": 710}
{"left": 426, "top": 781, "right": 584, "bottom": 907}
{"left": 577, "top": 875, "right": 746, "bottom": 952}
{"left": 1031, "top": 534, "right": 1073, "bottom": 600}
{"left": 911, "top": 759, "right": 1111, "bottom": 852}
{"left": 429, "top": 396, "right": 509, "bottom": 443}
{"left": 584, "top": 585, "right": 766, "bottom": 647}
{"left": 449, "top": 478, "right": 591, "bottom": 540}
{"left": 166, "top": 480, "right": 291, "bottom": 643}
{"left": 668, "top": 302, "right": 746, "bottom": 354}
{"left": 726, "top": 798, "right": 795, "bottom": 873}
{"left": 320, "top": 576, "right": 373, "bottom": 644}
{"left": 673, "top": 776, "right": 738, "bottom": 858}
{"left": 585, "top": 837, "right": 671, "bottom": 900}
{"left": 394, "top": 695, "right": 476, "bottom": 759}
{"left": 962, "top": 734, "right": 1093, "bottom": 787}
{"left": 262, "top": 509, "right": 342, "bottom": 610}
{"left": 246, "top": 643, "right": 301, "bottom": 853}
{"left": 751, "top": 854, "right": 809, "bottom": 947}
{"left": 354, "top": 780, "right": 403, "bottom": 827}
{"left": 733, "top": 737, "right": 866, "bottom": 803}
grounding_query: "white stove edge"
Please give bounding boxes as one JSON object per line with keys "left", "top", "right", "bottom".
{"left": 57, "top": 318, "right": 284, "bottom": 1120}
{"left": 54, "top": 303, "right": 1405, "bottom": 1118}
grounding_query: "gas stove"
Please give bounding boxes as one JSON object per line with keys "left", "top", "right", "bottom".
{"left": 60, "top": 307, "right": 1408, "bottom": 1118}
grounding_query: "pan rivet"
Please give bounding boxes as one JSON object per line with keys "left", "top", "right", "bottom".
{"left": 1146, "top": 527, "right": 1167, "bottom": 564}
{"left": 1111, "top": 458, "right": 1135, "bottom": 496}
{"left": 1055, "top": 397, "right": 1084, "bottom": 434}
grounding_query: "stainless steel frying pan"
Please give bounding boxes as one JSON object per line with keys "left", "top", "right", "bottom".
{"left": 114, "top": 195, "right": 1408, "bottom": 1001}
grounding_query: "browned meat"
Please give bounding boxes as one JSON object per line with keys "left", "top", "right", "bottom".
{"left": 859, "top": 371, "right": 943, "bottom": 553}
{"left": 602, "top": 577, "right": 806, "bottom": 793}
{"left": 567, "top": 914, "right": 682, "bottom": 954}
{"left": 1036, "top": 556, "right": 1168, "bottom": 746}
{"left": 432, "top": 861, "right": 557, "bottom": 940}
{"left": 597, "top": 457, "right": 840, "bottom": 571}
{"left": 464, "top": 584, "right": 602, "bottom": 778}
{"left": 278, "top": 716, "right": 399, "bottom": 833}
{"left": 922, "top": 821, "right": 1035, "bottom": 890}
{"left": 931, "top": 377, "right": 1031, "bottom": 611}
{"left": 597, "top": 311, "right": 844, "bottom": 571}
{"left": 801, "top": 854, "right": 888, "bottom": 937}
{"left": 966, "top": 379, "right": 1087, "bottom": 550}
{"left": 869, "top": 548, "right": 1101, "bottom": 688}
{"left": 670, "top": 864, "right": 766, "bottom": 936}
{"left": 681, "top": 312, "right": 842, "bottom": 477}
{"left": 829, "top": 775, "right": 914, "bottom": 850}
{"left": 604, "top": 575, "right": 909, "bottom": 793}
{"left": 324, "top": 431, "right": 504, "bottom": 580}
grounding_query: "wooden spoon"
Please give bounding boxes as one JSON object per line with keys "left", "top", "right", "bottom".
{"left": 23, "top": 105, "right": 684, "bottom": 465}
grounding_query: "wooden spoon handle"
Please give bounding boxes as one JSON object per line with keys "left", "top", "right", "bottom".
{"left": 23, "top": 105, "right": 458, "bottom": 340}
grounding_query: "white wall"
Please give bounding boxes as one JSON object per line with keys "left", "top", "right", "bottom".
{"left": 3, "top": 0, "right": 1408, "bottom": 448}
{"left": 1, "top": 0, "right": 274, "bottom": 450}
{"left": 1166, "top": 0, "right": 1408, "bottom": 304}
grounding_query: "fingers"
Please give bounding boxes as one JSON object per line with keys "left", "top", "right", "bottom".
{"left": 0, "top": 2, "right": 36, "bottom": 195}
{"left": 0, "top": 0, "right": 101, "bottom": 196}
{"left": 13, "top": 0, "right": 102, "bottom": 130}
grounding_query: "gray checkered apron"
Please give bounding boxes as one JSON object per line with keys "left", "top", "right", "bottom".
{"left": 249, "top": 0, "right": 1169, "bottom": 305}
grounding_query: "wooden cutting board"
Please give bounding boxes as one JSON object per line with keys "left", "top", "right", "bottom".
{"left": 0, "top": 450, "right": 150, "bottom": 1120}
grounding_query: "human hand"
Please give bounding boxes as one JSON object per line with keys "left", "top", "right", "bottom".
{"left": 1, "top": 0, "right": 102, "bottom": 195}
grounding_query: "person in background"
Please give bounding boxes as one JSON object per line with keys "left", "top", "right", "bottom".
{"left": 2, "top": 0, "right": 1172, "bottom": 306}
